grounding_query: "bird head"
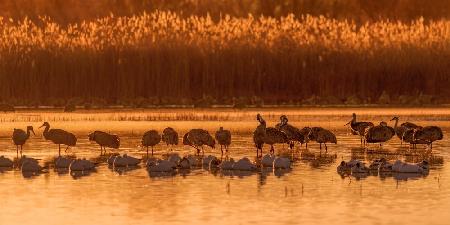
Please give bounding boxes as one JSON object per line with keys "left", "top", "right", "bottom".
{"left": 256, "top": 113, "right": 262, "bottom": 122}
{"left": 390, "top": 116, "right": 399, "bottom": 121}
{"left": 280, "top": 115, "right": 288, "bottom": 125}
{"left": 380, "top": 121, "right": 387, "bottom": 126}
{"left": 27, "top": 126, "right": 35, "bottom": 135}
{"left": 88, "top": 132, "right": 96, "bottom": 141}
{"left": 207, "top": 138, "right": 216, "bottom": 149}
{"left": 39, "top": 122, "right": 50, "bottom": 129}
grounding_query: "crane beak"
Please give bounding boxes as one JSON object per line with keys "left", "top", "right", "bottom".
{"left": 344, "top": 121, "right": 351, "bottom": 126}
{"left": 38, "top": 125, "right": 44, "bottom": 129}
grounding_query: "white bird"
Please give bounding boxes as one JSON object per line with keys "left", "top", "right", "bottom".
{"left": 147, "top": 159, "right": 176, "bottom": 172}
{"left": 202, "top": 155, "right": 217, "bottom": 166}
{"left": 168, "top": 154, "right": 182, "bottom": 165}
{"left": 70, "top": 159, "right": 95, "bottom": 171}
{"left": 232, "top": 157, "right": 256, "bottom": 171}
{"left": 273, "top": 157, "right": 291, "bottom": 169}
{"left": 40, "top": 122, "right": 77, "bottom": 156}
{"left": 21, "top": 160, "right": 43, "bottom": 173}
{"left": 261, "top": 154, "right": 275, "bottom": 167}
{"left": 209, "top": 157, "right": 221, "bottom": 169}
{"left": 351, "top": 162, "right": 369, "bottom": 173}
{"left": 186, "top": 155, "right": 200, "bottom": 167}
{"left": 219, "top": 158, "right": 235, "bottom": 170}
{"left": 113, "top": 154, "right": 140, "bottom": 167}
{"left": 0, "top": 156, "right": 13, "bottom": 167}
{"left": 54, "top": 156, "right": 74, "bottom": 169}
{"left": 392, "top": 160, "right": 428, "bottom": 173}
{"left": 12, "top": 126, "right": 35, "bottom": 157}
{"left": 179, "top": 157, "right": 191, "bottom": 169}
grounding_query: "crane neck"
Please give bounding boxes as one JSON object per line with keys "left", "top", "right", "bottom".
{"left": 42, "top": 124, "right": 50, "bottom": 136}
{"left": 393, "top": 119, "right": 399, "bottom": 129}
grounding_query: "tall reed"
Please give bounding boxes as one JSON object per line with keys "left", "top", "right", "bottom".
{"left": 0, "top": 12, "right": 449, "bottom": 106}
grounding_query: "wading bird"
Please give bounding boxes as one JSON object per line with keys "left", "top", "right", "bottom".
{"left": 390, "top": 117, "right": 422, "bottom": 145}
{"left": 364, "top": 122, "right": 395, "bottom": 147}
{"left": 88, "top": 131, "right": 120, "bottom": 155}
{"left": 346, "top": 113, "right": 374, "bottom": 146}
{"left": 183, "top": 129, "right": 215, "bottom": 155}
{"left": 40, "top": 122, "right": 77, "bottom": 156}
{"left": 308, "top": 127, "right": 337, "bottom": 152}
{"left": 162, "top": 127, "right": 179, "bottom": 151}
{"left": 275, "top": 115, "right": 307, "bottom": 150}
{"left": 413, "top": 126, "right": 443, "bottom": 149}
{"left": 142, "top": 130, "right": 161, "bottom": 157}
{"left": 254, "top": 114, "right": 288, "bottom": 156}
{"left": 215, "top": 127, "right": 231, "bottom": 155}
{"left": 12, "top": 126, "right": 35, "bottom": 157}
{"left": 253, "top": 114, "right": 266, "bottom": 157}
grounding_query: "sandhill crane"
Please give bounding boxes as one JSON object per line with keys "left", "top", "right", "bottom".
{"left": 364, "top": 122, "right": 395, "bottom": 147}
{"left": 88, "top": 131, "right": 120, "bottom": 155}
{"left": 142, "top": 130, "right": 161, "bottom": 157}
{"left": 345, "top": 113, "right": 374, "bottom": 145}
{"left": 39, "top": 122, "right": 77, "bottom": 156}
{"left": 413, "top": 126, "right": 443, "bottom": 149}
{"left": 215, "top": 127, "right": 231, "bottom": 155}
{"left": 402, "top": 128, "right": 428, "bottom": 149}
{"left": 275, "top": 115, "right": 307, "bottom": 150}
{"left": 308, "top": 127, "right": 337, "bottom": 152}
{"left": 162, "top": 127, "right": 178, "bottom": 150}
{"left": 253, "top": 114, "right": 266, "bottom": 157}
{"left": 183, "top": 129, "right": 215, "bottom": 155}
{"left": 12, "top": 126, "right": 35, "bottom": 157}
{"left": 253, "top": 114, "right": 288, "bottom": 155}
{"left": 390, "top": 117, "right": 422, "bottom": 145}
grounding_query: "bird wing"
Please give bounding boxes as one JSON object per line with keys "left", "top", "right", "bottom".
{"left": 47, "top": 129, "right": 77, "bottom": 146}
{"left": 12, "top": 129, "right": 27, "bottom": 145}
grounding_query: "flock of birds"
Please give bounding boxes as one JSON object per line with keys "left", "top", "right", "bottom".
{"left": 0, "top": 113, "right": 444, "bottom": 177}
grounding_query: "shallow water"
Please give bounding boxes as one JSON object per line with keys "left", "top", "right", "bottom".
{"left": 0, "top": 109, "right": 449, "bottom": 225}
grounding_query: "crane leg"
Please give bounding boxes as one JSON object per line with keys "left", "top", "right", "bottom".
{"left": 146, "top": 146, "right": 149, "bottom": 158}
{"left": 325, "top": 144, "right": 328, "bottom": 153}
{"left": 16, "top": 146, "right": 19, "bottom": 158}
{"left": 151, "top": 146, "right": 154, "bottom": 156}
{"left": 58, "top": 144, "right": 61, "bottom": 156}
{"left": 319, "top": 143, "right": 322, "bottom": 150}
{"left": 270, "top": 145, "right": 274, "bottom": 154}
{"left": 221, "top": 145, "right": 223, "bottom": 156}
{"left": 20, "top": 145, "right": 23, "bottom": 157}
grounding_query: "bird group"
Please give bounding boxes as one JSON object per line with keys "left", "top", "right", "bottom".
{"left": 253, "top": 114, "right": 337, "bottom": 157}
{"left": 8, "top": 113, "right": 444, "bottom": 160}
{"left": 346, "top": 113, "right": 443, "bottom": 149}
{"left": 10, "top": 122, "right": 232, "bottom": 158}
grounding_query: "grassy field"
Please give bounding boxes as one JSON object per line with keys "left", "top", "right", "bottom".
{"left": 1, "top": 12, "right": 450, "bottom": 106}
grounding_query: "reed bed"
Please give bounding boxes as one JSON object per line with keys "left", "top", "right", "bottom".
{"left": 1, "top": 12, "right": 450, "bottom": 105}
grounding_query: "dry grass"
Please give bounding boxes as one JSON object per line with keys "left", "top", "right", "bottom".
{"left": 1, "top": 12, "right": 450, "bottom": 105}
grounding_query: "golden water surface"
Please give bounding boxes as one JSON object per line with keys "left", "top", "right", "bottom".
{"left": 0, "top": 108, "right": 449, "bottom": 225}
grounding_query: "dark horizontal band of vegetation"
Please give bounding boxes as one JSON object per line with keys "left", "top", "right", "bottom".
{"left": 2, "top": 0, "right": 450, "bottom": 23}
{"left": 0, "top": 13, "right": 449, "bottom": 107}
